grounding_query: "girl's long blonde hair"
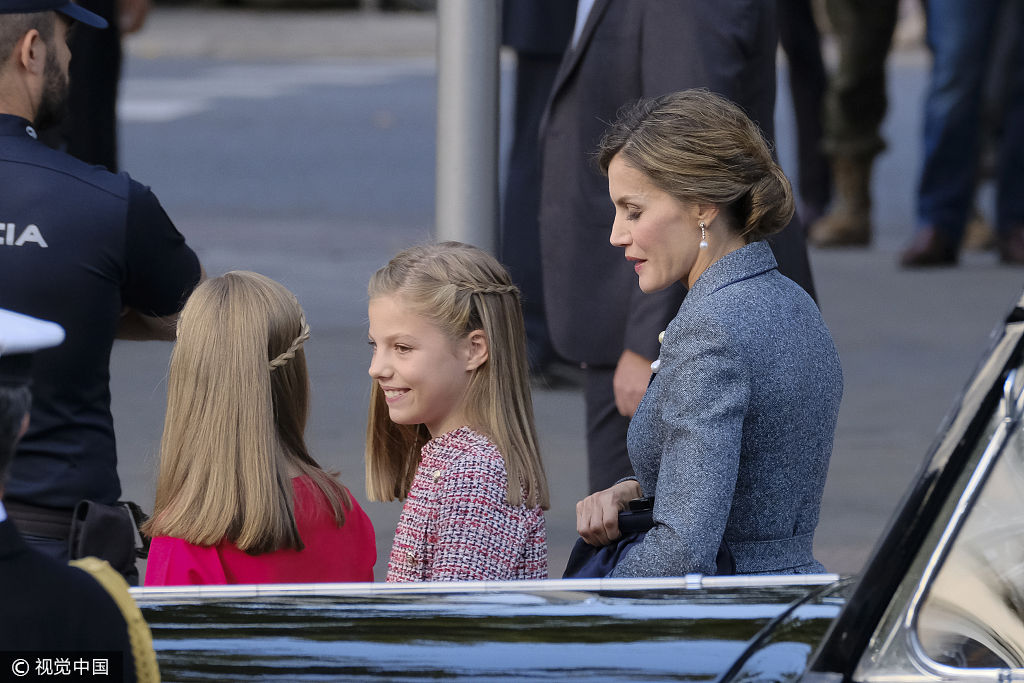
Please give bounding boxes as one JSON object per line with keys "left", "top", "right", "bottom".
{"left": 365, "top": 242, "right": 549, "bottom": 509}
{"left": 143, "top": 271, "right": 351, "bottom": 554}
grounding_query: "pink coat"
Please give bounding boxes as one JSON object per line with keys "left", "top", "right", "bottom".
{"left": 145, "top": 476, "right": 376, "bottom": 585}
{"left": 386, "top": 427, "right": 547, "bottom": 582}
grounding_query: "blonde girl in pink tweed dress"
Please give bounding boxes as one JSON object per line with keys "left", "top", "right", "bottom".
{"left": 366, "top": 242, "right": 549, "bottom": 581}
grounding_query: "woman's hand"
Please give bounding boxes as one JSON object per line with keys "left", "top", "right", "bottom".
{"left": 613, "top": 349, "right": 653, "bottom": 417}
{"left": 576, "top": 479, "right": 643, "bottom": 546}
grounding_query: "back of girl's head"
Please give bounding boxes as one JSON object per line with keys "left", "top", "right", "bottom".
{"left": 174, "top": 271, "right": 311, "bottom": 446}
{"left": 365, "top": 242, "right": 549, "bottom": 509}
{"left": 597, "top": 88, "right": 794, "bottom": 242}
{"left": 145, "top": 271, "right": 350, "bottom": 553}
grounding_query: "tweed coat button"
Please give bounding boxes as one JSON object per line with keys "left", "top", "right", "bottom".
{"left": 432, "top": 469, "right": 442, "bottom": 481}
{"left": 406, "top": 551, "right": 416, "bottom": 563}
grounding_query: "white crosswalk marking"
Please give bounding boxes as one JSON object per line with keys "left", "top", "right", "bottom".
{"left": 118, "top": 59, "right": 434, "bottom": 123}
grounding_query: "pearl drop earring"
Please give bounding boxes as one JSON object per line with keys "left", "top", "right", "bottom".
{"left": 699, "top": 222, "right": 708, "bottom": 250}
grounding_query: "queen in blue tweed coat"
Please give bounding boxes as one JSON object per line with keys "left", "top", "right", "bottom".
{"left": 577, "top": 89, "right": 843, "bottom": 577}
{"left": 612, "top": 240, "right": 842, "bottom": 577}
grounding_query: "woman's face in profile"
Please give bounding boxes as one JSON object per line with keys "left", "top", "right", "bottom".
{"left": 607, "top": 154, "right": 701, "bottom": 292}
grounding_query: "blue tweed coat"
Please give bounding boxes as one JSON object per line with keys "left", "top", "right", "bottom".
{"left": 613, "top": 241, "right": 842, "bottom": 577}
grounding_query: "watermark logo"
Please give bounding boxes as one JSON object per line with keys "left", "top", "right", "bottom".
{"left": 10, "top": 658, "right": 29, "bottom": 677}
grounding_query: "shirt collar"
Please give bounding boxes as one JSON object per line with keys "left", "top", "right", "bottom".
{"left": 571, "top": 0, "right": 597, "bottom": 48}
{"left": 0, "top": 114, "right": 38, "bottom": 140}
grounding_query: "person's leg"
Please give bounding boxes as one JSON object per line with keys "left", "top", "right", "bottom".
{"left": 501, "top": 54, "right": 560, "bottom": 373}
{"left": 769, "top": 213, "right": 817, "bottom": 303}
{"left": 909, "top": 0, "right": 999, "bottom": 261}
{"left": 821, "top": 0, "right": 898, "bottom": 160}
{"left": 993, "top": 1, "right": 1024, "bottom": 262}
{"left": 583, "top": 367, "right": 633, "bottom": 494}
{"left": 64, "top": 0, "right": 121, "bottom": 171}
{"left": 778, "top": 0, "right": 830, "bottom": 222}
{"left": 812, "top": 0, "right": 898, "bottom": 246}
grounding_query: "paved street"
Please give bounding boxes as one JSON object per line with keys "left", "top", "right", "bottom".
{"left": 106, "top": 6, "right": 1024, "bottom": 581}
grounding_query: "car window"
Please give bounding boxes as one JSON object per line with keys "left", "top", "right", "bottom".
{"left": 916, "top": 366, "right": 1024, "bottom": 669}
{"left": 853, "top": 342, "right": 1024, "bottom": 682}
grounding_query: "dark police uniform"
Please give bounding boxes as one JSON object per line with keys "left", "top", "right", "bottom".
{"left": 0, "top": 114, "right": 200, "bottom": 539}
{"left": 0, "top": 514, "right": 138, "bottom": 681}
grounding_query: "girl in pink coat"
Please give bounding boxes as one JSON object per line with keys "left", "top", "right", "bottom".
{"left": 144, "top": 271, "right": 376, "bottom": 585}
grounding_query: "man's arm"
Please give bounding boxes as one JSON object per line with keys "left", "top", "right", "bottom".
{"left": 116, "top": 261, "right": 206, "bottom": 341}
{"left": 116, "top": 308, "right": 173, "bottom": 341}
{"left": 119, "top": 181, "right": 203, "bottom": 340}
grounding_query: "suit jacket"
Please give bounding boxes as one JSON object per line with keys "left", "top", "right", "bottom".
{"left": 613, "top": 241, "right": 842, "bottom": 577}
{"left": 501, "top": 0, "right": 577, "bottom": 56}
{"left": 538, "top": 0, "right": 813, "bottom": 366}
{"left": 0, "top": 518, "right": 136, "bottom": 679}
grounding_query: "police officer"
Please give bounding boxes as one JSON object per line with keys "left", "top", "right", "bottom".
{"left": 0, "top": 308, "right": 158, "bottom": 682}
{"left": 0, "top": 0, "right": 203, "bottom": 579}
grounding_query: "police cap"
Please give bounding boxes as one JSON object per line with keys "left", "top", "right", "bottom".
{"left": 0, "top": 0, "right": 107, "bottom": 29}
{"left": 0, "top": 308, "right": 64, "bottom": 387}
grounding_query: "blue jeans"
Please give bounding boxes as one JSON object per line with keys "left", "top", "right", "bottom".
{"left": 917, "top": 0, "right": 1024, "bottom": 243}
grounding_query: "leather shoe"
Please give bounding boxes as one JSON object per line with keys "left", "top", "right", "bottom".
{"left": 900, "top": 227, "right": 957, "bottom": 267}
{"left": 998, "top": 225, "right": 1024, "bottom": 265}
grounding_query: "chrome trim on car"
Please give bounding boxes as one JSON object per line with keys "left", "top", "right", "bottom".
{"left": 895, "top": 367, "right": 1024, "bottom": 680}
{"left": 854, "top": 334, "right": 1024, "bottom": 681}
{"left": 903, "top": 414, "right": 1016, "bottom": 680}
{"left": 131, "top": 572, "right": 841, "bottom": 603}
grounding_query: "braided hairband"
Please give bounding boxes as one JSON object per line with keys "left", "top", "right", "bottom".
{"left": 454, "top": 282, "right": 520, "bottom": 296}
{"left": 269, "top": 315, "right": 311, "bottom": 372}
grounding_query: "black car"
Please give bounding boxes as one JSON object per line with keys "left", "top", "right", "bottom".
{"left": 135, "top": 291, "right": 1024, "bottom": 682}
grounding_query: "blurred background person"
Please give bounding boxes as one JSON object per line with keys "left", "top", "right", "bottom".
{"left": 41, "top": 0, "right": 150, "bottom": 171}
{"left": 499, "top": 0, "right": 576, "bottom": 381}
{"left": 778, "top": 0, "right": 831, "bottom": 228}
{"left": 901, "top": 0, "right": 1024, "bottom": 266}
{"left": 809, "top": 0, "right": 899, "bottom": 248}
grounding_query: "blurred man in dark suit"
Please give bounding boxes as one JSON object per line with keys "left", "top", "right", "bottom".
{"left": 500, "top": 0, "right": 576, "bottom": 378}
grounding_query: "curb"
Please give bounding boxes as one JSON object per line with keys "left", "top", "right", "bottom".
{"left": 126, "top": 7, "right": 437, "bottom": 60}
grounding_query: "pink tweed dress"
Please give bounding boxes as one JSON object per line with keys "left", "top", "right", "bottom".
{"left": 386, "top": 426, "right": 547, "bottom": 582}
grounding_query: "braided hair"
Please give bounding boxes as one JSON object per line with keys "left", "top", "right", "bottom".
{"left": 269, "top": 314, "right": 311, "bottom": 371}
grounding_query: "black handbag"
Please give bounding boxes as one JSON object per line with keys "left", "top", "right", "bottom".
{"left": 69, "top": 500, "right": 149, "bottom": 578}
{"left": 563, "top": 497, "right": 735, "bottom": 578}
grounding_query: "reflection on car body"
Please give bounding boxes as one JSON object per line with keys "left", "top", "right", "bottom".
{"left": 140, "top": 576, "right": 849, "bottom": 681}
{"left": 134, "top": 291, "right": 1024, "bottom": 682}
